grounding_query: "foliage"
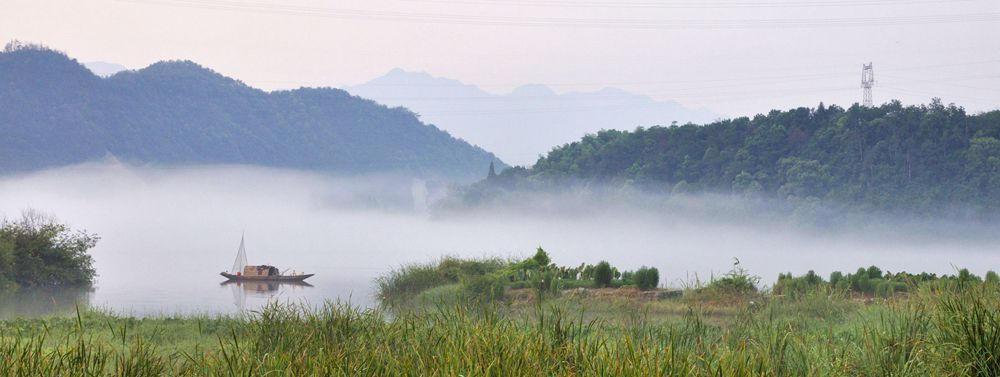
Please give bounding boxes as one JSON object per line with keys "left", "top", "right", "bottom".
{"left": 593, "top": 261, "right": 613, "bottom": 288}
{"left": 0, "top": 211, "right": 98, "bottom": 288}
{"left": 633, "top": 266, "right": 659, "bottom": 290}
{"left": 985, "top": 271, "right": 999, "bottom": 284}
{"left": 936, "top": 286, "right": 1000, "bottom": 376}
{"left": 0, "top": 45, "right": 503, "bottom": 179}
{"left": 5, "top": 283, "right": 1000, "bottom": 375}
{"left": 467, "top": 101, "right": 1000, "bottom": 216}
{"left": 375, "top": 256, "right": 506, "bottom": 304}
{"left": 773, "top": 270, "right": 824, "bottom": 297}
{"left": 704, "top": 258, "right": 759, "bottom": 295}
{"left": 377, "top": 251, "right": 670, "bottom": 306}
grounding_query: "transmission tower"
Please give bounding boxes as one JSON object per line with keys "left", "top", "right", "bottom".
{"left": 861, "top": 62, "right": 874, "bottom": 107}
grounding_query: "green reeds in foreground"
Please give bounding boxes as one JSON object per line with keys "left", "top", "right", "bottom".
{"left": 2, "top": 285, "right": 1000, "bottom": 376}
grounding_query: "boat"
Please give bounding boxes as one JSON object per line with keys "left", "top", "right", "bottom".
{"left": 220, "top": 235, "right": 314, "bottom": 282}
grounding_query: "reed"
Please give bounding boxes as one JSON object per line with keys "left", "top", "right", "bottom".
{"left": 3, "top": 284, "right": 1000, "bottom": 376}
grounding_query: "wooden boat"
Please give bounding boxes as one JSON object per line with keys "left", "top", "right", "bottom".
{"left": 220, "top": 272, "right": 314, "bottom": 282}
{"left": 220, "top": 235, "right": 314, "bottom": 282}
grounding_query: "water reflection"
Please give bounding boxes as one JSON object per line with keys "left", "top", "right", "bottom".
{"left": 0, "top": 287, "right": 92, "bottom": 319}
{"left": 221, "top": 280, "right": 314, "bottom": 311}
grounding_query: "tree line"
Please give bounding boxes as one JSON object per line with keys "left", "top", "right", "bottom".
{"left": 471, "top": 101, "right": 1000, "bottom": 216}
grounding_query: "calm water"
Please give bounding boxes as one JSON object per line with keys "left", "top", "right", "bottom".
{"left": 1, "top": 164, "right": 999, "bottom": 318}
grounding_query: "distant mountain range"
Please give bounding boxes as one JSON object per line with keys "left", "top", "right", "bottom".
{"left": 0, "top": 46, "right": 502, "bottom": 180}
{"left": 83, "top": 61, "right": 128, "bottom": 77}
{"left": 348, "top": 69, "right": 719, "bottom": 166}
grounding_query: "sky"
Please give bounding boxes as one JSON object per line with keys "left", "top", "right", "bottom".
{"left": 2, "top": 0, "right": 998, "bottom": 117}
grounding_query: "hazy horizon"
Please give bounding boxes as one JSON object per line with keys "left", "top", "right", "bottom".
{"left": 3, "top": 0, "right": 997, "bottom": 120}
{"left": 2, "top": 162, "right": 999, "bottom": 315}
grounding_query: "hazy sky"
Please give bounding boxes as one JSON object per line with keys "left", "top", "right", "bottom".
{"left": 2, "top": 0, "right": 998, "bottom": 117}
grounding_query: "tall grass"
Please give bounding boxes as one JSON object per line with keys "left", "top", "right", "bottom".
{"left": 3, "top": 285, "right": 1000, "bottom": 376}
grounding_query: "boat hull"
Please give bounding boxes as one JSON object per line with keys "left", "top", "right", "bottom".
{"left": 220, "top": 272, "right": 314, "bottom": 282}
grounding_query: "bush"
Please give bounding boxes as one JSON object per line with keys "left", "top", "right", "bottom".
{"left": 378, "top": 257, "right": 506, "bottom": 303}
{"left": 830, "top": 271, "right": 844, "bottom": 287}
{"left": 867, "top": 265, "right": 883, "bottom": 280}
{"left": 377, "top": 263, "right": 448, "bottom": 302}
{"left": 594, "top": 261, "right": 612, "bottom": 288}
{"left": 0, "top": 211, "right": 98, "bottom": 288}
{"left": 634, "top": 266, "right": 659, "bottom": 291}
{"left": 531, "top": 247, "right": 551, "bottom": 268}
{"left": 706, "top": 258, "right": 759, "bottom": 295}
{"left": 462, "top": 274, "right": 505, "bottom": 301}
{"left": 986, "top": 271, "right": 999, "bottom": 284}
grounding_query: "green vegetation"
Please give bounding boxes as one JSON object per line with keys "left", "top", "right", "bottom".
{"left": 376, "top": 249, "right": 662, "bottom": 306}
{"left": 775, "top": 266, "right": 990, "bottom": 299}
{"left": 3, "top": 269, "right": 1000, "bottom": 375}
{"left": 0, "top": 211, "right": 98, "bottom": 289}
{"left": 464, "top": 101, "right": 1000, "bottom": 215}
{"left": 631, "top": 266, "right": 660, "bottom": 290}
{"left": 0, "top": 43, "right": 502, "bottom": 178}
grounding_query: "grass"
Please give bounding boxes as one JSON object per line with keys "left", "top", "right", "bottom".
{"left": 2, "top": 283, "right": 1000, "bottom": 376}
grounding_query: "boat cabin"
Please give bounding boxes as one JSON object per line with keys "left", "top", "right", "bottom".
{"left": 242, "top": 265, "right": 279, "bottom": 277}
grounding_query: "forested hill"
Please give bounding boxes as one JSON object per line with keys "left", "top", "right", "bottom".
{"left": 484, "top": 102, "right": 1000, "bottom": 214}
{"left": 0, "top": 44, "right": 502, "bottom": 179}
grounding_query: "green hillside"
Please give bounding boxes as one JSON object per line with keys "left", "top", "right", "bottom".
{"left": 0, "top": 44, "right": 502, "bottom": 179}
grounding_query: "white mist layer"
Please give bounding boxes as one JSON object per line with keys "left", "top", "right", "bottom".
{"left": 0, "top": 162, "right": 998, "bottom": 315}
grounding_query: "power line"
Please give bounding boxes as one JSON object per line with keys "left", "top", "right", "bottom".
{"left": 397, "top": 0, "right": 983, "bottom": 10}
{"left": 248, "top": 58, "right": 1000, "bottom": 91}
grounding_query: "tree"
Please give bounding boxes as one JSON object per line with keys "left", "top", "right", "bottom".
{"left": 866, "top": 265, "right": 882, "bottom": 280}
{"left": 531, "top": 247, "right": 550, "bottom": 268}
{"left": 462, "top": 102, "right": 1000, "bottom": 216}
{"left": 986, "top": 271, "right": 999, "bottom": 284}
{"left": 634, "top": 266, "right": 659, "bottom": 290}
{"left": 594, "top": 261, "right": 612, "bottom": 288}
{"left": 0, "top": 211, "right": 98, "bottom": 287}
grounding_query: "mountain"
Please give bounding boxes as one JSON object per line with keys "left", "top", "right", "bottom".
{"left": 462, "top": 102, "right": 1000, "bottom": 216}
{"left": 83, "top": 61, "right": 128, "bottom": 77}
{"left": 347, "top": 69, "right": 719, "bottom": 166}
{"left": 0, "top": 46, "right": 502, "bottom": 180}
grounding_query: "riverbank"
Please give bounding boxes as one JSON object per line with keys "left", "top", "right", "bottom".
{"left": 2, "top": 282, "right": 998, "bottom": 376}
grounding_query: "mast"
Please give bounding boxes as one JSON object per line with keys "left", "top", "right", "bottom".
{"left": 231, "top": 234, "right": 249, "bottom": 274}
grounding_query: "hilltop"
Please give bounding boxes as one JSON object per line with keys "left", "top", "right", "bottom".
{"left": 459, "top": 101, "right": 1000, "bottom": 216}
{"left": 0, "top": 44, "right": 502, "bottom": 180}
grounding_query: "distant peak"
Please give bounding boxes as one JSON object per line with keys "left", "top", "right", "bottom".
{"left": 511, "top": 84, "right": 556, "bottom": 97}
{"left": 135, "top": 60, "right": 231, "bottom": 81}
{"left": 84, "top": 61, "right": 128, "bottom": 77}
{"left": 381, "top": 68, "right": 439, "bottom": 81}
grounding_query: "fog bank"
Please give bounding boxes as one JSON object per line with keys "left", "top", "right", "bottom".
{"left": 0, "top": 162, "right": 997, "bottom": 315}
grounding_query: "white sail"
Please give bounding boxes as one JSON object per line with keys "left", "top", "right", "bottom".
{"left": 231, "top": 234, "right": 248, "bottom": 274}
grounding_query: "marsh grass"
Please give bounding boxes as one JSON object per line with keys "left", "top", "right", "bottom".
{"left": 3, "top": 286, "right": 1000, "bottom": 376}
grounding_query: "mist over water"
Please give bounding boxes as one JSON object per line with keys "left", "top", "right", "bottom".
{"left": 0, "top": 162, "right": 997, "bottom": 317}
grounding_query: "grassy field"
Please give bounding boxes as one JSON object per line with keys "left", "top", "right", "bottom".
{"left": 1, "top": 280, "right": 999, "bottom": 376}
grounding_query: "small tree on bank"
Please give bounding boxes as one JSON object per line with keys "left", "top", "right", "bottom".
{"left": 634, "top": 266, "right": 659, "bottom": 290}
{"left": 0, "top": 211, "right": 98, "bottom": 288}
{"left": 594, "top": 261, "right": 612, "bottom": 288}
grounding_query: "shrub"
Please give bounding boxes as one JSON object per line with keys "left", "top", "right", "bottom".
{"left": 462, "top": 274, "right": 505, "bottom": 301}
{"left": 0, "top": 211, "right": 98, "bottom": 288}
{"left": 377, "top": 263, "right": 448, "bottom": 302}
{"left": 867, "top": 265, "right": 883, "bottom": 280}
{"left": 594, "top": 261, "right": 612, "bottom": 288}
{"left": 830, "top": 271, "right": 844, "bottom": 287}
{"left": 773, "top": 270, "right": 826, "bottom": 297}
{"left": 707, "top": 258, "right": 759, "bottom": 295}
{"left": 531, "top": 247, "right": 551, "bottom": 268}
{"left": 634, "top": 266, "right": 659, "bottom": 291}
{"left": 986, "top": 271, "right": 999, "bottom": 284}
